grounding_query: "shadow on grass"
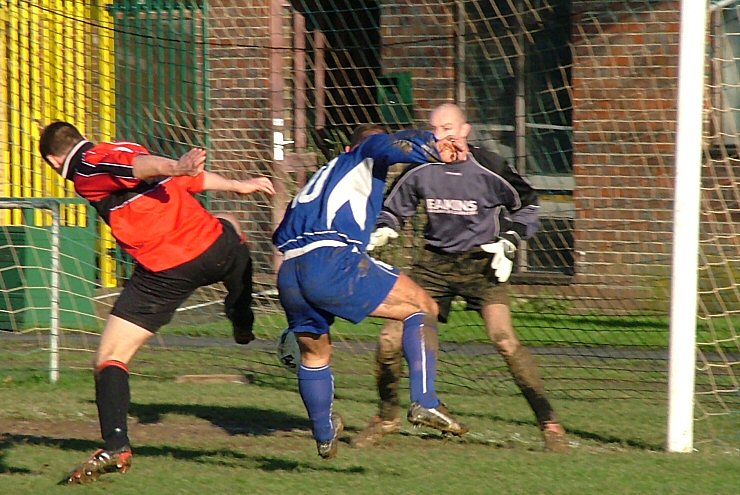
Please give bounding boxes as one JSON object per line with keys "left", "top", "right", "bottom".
{"left": 0, "top": 436, "right": 32, "bottom": 474}
{"left": 0, "top": 433, "right": 366, "bottom": 475}
{"left": 254, "top": 455, "right": 365, "bottom": 473}
{"left": 128, "top": 402, "right": 309, "bottom": 435}
{"left": 461, "top": 410, "right": 664, "bottom": 451}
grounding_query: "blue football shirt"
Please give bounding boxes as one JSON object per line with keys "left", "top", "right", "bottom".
{"left": 272, "top": 130, "right": 440, "bottom": 253}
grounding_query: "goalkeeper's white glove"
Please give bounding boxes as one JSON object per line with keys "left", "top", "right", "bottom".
{"left": 367, "top": 226, "right": 398, "bottom": 252}
{"left": 480, "top": 231, "right": 519, "bottom": 283}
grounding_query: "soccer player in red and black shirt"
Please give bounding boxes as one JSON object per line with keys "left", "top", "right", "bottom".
{"left": 39, "top": 121, "right": 275, "bottom": 484}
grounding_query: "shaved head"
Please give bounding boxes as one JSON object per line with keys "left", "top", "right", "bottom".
{"left": 430, "top": 103, "right": 471, "bottom": 141}
{"left": 431, "top": 103, "right": 465, "bottom": 125}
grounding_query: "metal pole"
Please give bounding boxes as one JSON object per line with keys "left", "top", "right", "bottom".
{"left": 515, "top": 8, "right": 528, "bottom": 271}
{"left": 455, "top": 0, "right": 466, "bottom": 109}
{"left": 667, "top": 0, "right": 708, "bottom": 453}
{"left": 0, "top": 199, "right": 61, "bottom": 383}
{"left": 271, "top": 0, "right": 286, "bottom": 272}
{"left": 315, "top": 31, "right": 326, "bottom": 130}
{"left": 294, "top": 12, "right": 307, "bottom": 152}
{"left": 49, "top": 201, "right": 60, "bottom": 384}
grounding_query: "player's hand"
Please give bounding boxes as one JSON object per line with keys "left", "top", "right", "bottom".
{"left": 436, "top": 136, "right": 467, "bottom": 163}
{"left": 233, "top": 177, "right": 276, "bottom": 196}
{"left": 367, "top": 226, "right": 398, "bottom": 251}
{"left": 480, "top": 231, "right": 519, "bottom": 283}
{"left": 173, "top": 147, "right": 206, "bottom": 176}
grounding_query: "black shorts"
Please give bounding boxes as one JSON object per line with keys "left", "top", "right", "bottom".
{"left": 410, "top": 246, "right": 510, "bottom": 323}
{"left": 110, "top": 219, "right": 252, "bottom": 332}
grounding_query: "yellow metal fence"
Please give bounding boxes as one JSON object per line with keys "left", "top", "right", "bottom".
{"left": 0, "top": 0, "right": 118, "bottom": 287}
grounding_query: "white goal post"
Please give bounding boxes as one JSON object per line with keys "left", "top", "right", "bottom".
{"left": 667, "top": 0, "right": 709, "bottom": 453}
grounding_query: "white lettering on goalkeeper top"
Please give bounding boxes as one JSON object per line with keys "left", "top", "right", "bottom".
{"left": 425, "top": 198, "right": 478, "bottom": 216}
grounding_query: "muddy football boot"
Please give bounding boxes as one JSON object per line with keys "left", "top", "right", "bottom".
{"left": 351, "top": 415, "right": 402, "bottom": 448}
{"left": 407, "top": 402, "right": 468, "bottom": 436}
{"left": 316, "top": 412, "right": 345, "bottom": 459}
{"left": 60, "top": 447, "right": 133, "bottom": 485}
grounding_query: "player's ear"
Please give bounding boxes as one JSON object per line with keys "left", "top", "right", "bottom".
{"left": 460, "top": 122, "right": 472, "bottom": 139}
{"left": 44, "top": 154, "right": 63, "bottom": 171}
{"left": 344, "top": 145, "right": 351, "bottom": 152}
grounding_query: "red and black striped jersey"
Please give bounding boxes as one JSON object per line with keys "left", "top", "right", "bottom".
{"left": 70, "top": 141, "right": 222, "bottom": 272}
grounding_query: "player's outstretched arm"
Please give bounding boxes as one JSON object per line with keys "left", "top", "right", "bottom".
{"left": 133, "top": 147, "right": 206, "bottom": 179}
{"left": 361, "top": 130, "right": 440, "bottom": 166}
{"left": 201, "top": 172, "right": 276, "bottom": 196}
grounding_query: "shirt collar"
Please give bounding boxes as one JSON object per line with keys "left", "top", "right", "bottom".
{"left": 62, "top": 140, "right": 94, "bottom": 180}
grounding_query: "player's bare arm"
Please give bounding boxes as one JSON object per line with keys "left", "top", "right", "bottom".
{"left": 132, "top": 147, "right": 206, "bottom": 179}
{"left": 202, "top": 172, "right": 276, "bottom": 196}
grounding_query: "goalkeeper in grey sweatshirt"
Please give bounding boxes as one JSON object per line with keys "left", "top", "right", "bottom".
{"left": 353, "top": 103, "right": 567, "bottom": 452}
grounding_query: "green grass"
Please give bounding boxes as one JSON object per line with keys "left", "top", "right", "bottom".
{"left": 156, "top": 309, "right": 740, "bottom": 352}
{"left": 0, "top": 343, "right": 738, "bottom": 494}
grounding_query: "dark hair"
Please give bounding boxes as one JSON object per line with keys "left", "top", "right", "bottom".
{"left": 349, "top": 123, "right": 386, "bottom": 148}
{"left": 38, "top": 121, "right": 84, "bottom": 163}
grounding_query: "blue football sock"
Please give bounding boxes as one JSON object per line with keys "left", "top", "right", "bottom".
{"left": 402, "top": 312, "right": 440, "bottom": 409}
{"left": 298, "top": 364, "right": 335, "bottom": 442}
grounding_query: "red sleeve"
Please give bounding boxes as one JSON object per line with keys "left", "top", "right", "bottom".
{"left": 169, "top": 172, "right": 206, "bottom": 194}
{"left": 83, "top": 141, "right": 150, "bottom": 179}
{"left": 76, "top": 142, "right": 151, "bottom": 200}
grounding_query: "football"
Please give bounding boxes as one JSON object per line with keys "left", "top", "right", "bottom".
{"left": 276, "top": 328, "right": 300, "bottom": 372}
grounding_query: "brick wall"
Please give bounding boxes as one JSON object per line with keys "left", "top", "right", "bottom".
{"left": 204, "top": 1, "right": 690, "bottom": 311}
{"left": 569, "top": 0, "right": 680, "bottom": 310}
{"left": 380, "top": 1, "right": 456, "bottom": 125}
{"left": 208, "top": 0, "right": 276, "bottom": 270}
{"left": 209, "top": 0, "right": 272, "bottom": 171}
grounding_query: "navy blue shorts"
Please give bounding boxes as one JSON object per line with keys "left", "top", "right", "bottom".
{"left": 277, "top": 245, "right": 400, "bottom": 335}
{"left": 110, "top": 219, "right": 253, "bottom": 333}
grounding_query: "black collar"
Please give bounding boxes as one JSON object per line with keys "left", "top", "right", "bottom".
{"left": 63, "top": 141, "right": 95, "bottom": 180}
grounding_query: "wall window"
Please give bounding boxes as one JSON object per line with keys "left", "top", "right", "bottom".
{"left": 710, "top": 1, "right": 740, "bottom": 148}
{"left": 464, "top": 0, "right": 574, "bottom": 277}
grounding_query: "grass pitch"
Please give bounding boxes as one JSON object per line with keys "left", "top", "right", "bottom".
{"left": 0, "top": 340, "right": 738, "bottom": 495}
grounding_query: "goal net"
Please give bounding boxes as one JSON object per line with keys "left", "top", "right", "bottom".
{"left": 0, "top": 0, "right": 737, "bottom": 449}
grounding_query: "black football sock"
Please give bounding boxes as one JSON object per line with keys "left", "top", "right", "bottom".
{"left": 95, "top": 360, "right": 131, "bottom": 452}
